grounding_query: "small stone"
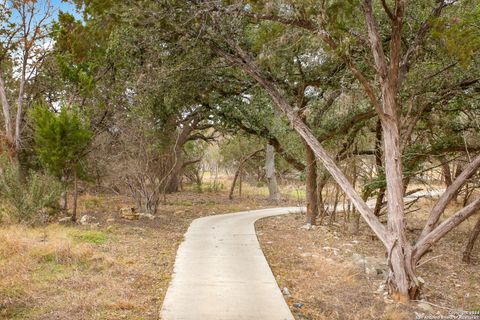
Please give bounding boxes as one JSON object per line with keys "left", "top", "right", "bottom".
{"left": 300, "top": 223, "right": 312, "bottom": 230}
{"left": 282, "top": 287, "right": 290, "bottom": 296}
{"left": 293, "top": 303, "right": 303, "bottom": 308}
{"left": 80, "top": 215, "right": 95, "bottom": 225}
{"left": 301, "top": 252, "right": 313, "bottom": 257}
{"left": 376, "top": 283, "right": 386, "bottom": 293}
{"left": 139, "top": 213, "right": 155, "bottom": 220}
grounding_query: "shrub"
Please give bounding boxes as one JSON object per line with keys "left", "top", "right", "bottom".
{"left": 0, "top": 157, "right": 62, "bottom": 222}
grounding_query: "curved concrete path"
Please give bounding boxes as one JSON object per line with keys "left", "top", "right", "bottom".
{"left": 160, "top": 207, "right": 302, "bottom": 320}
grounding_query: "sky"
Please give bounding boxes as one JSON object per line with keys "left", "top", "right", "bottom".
{"left": 50, "top": 0, "right": 83, "bottom": 20}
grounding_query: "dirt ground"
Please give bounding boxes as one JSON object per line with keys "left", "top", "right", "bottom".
{"left": 0, "top": 190, "right": 293, "bottom": 320}
{"left": 256, "top": 199, "right": 480, "bottom": 320}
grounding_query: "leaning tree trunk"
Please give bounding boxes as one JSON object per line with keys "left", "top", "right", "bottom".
{"left": 265, "top": 143, "right": 280, "bottom": 201}
{"left": 165, "top": 147, "right": 184, "bottom": 193}
{"left": 304, "top": 141, "right": 318, "bottom": 225}
{"left": 463, "top": 215, "right": 480, "bottom": 263}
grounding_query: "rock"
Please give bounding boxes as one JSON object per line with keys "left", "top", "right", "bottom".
{"left": 417, "top": 301, "right": 434, "bottom": 313}
{"left": 300, "top": 223, "right": 312, "bottom": 230}
{"left": 120, "top": 207, "right": 139, "bottom": 220}
{"left": 376, "top": 283, "right": 386, "bottom": 293}
{"left": 300, "top": 252, "right": 313, "bottom": 257}
{"left": 293, "top": 303, "right": 303, "bottom": 308}
{"left": 80, "top": 215, "right": 95, "bottom": 225}
{"left": 351, "top": 253, "right": 387, "bottom": 278}
{"left": 282, "top": 287, "right": 290, "bottom": 296}
{"left": 138, "top": 213, "right": 155, "bottom": 220}
{"left": 58, "top": 216, "right": 72, "bottom": 223}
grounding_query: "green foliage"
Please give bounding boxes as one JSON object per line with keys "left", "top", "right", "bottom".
{"left": 30, "top": 104, "right": 93, "bottom": 180}
{"left": 0, "top": 157, "right": 62, "bottom": 221}
{"left": 432, "top": 5, "right": 480, "bottom": 67}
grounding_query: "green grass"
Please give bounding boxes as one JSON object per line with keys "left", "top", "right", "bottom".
{"left": 70, "top": 230, "right": 108, "bottom": 245}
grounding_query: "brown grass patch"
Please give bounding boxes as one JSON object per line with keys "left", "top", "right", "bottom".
{"left": 256, "top": 198, "right": 480, "bottom": 320}
{"left": 0, "top": 188, "right": 291, "bottom": 319}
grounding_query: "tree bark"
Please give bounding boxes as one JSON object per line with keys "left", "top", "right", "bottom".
{"left": 373, "top": 119, "right": 385, "bottom": 217}
{"left": 0, "top": 72, "right": 13, "bottom": 146}
{"left": 265, "top": 143, "right": 280, "bottom": 201}
{"left": 165, "top": 146, "right": 183, "bottom": 193}
{"left": 72, "top": 169, "right": 78, "bottom": 222}
{"left": 415, "top": 198, "right": 480, "bottom": 261}
{"left": 304, "top": 141, "right": 318, "bottom": 225}
{"left": 419, "top": 153, "right": 480, "bottom": 240}
{"left": 463, "top": 215, "right": 480, "bottom": 264}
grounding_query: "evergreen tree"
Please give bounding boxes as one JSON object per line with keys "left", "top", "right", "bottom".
{"left": 30, "top": 105, "right": 92, "bottom": 222}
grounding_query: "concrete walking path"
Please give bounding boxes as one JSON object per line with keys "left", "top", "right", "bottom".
{"left": 160, "top": 189, "right": 444, "bottom": 319}
{"left": 160, "top": 207, "right": 302, "bottom": 320}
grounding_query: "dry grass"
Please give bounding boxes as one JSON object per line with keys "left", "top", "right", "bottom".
{"left": 256, "top": 198, "right": 480, "bottom": 320}
{"left": 0, "top": 188, "right": 292, "bottom": 320}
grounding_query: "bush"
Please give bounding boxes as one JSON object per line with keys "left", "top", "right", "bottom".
{"left": 0, "top": 157, "right": 62, "bottom": 222}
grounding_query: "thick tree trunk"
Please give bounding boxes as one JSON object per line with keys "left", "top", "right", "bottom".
{"left": 165, "top": 146, "right": 184, "bottom": 193}
{"left": 265, "top": 143, "right": 280, "bottom": 201}
{"left": 304, "top": 141, "right": 318, "bottom": 225}
{"left": 463, "top": 215, "right": 480, "bottom": 263}
{"left": 381, "top": 87, "right": 417, "bottom": 301}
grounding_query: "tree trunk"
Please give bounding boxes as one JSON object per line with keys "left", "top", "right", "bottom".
{"left": 463, "top": 215, "right": 480, "bottom": 263}
{"left": 60, "top": 190, "right": 68, "bottom": 212}
{"left": 72, "top": 170, "right": 78, "bottom": 222}
{"left": 265, "top": 143, "right": 280, "bottom": 201}
{"left": 317, "top": 172, "right": 328, "bottom": 225}
{"left": 229, "top": 168, "right": 241, "bottom": 200}
{"left": 304, "top": 141, "right": 318, "bottom": 225}
{"left": 228, "top": 149, "right": 263, "bottom": 200}
{"left": 165, "top": 147, "right": 183, "bottom": 193}
{"left": 381, "top": 90, "right": 417, "bottom": 301}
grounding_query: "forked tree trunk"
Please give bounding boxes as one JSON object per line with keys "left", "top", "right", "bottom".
{"left": 462, "top": 215, "right": 480, "bottom": 264}
{"left": 304, "top": 142, "right": 318, "bottom": 225}
{"left": 265, "top": 143, "right": 280, "bottom": 201}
